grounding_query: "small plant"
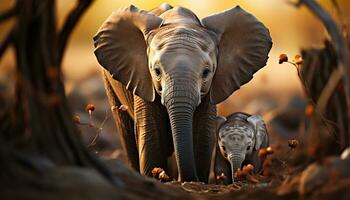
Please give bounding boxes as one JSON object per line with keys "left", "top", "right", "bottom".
{"left": 278, "top": 53, "right": 304, "bottom": 85}
{"left": 73, "top": 103, "right": 110, "bottom": 151}
{"left": 279, "top": 53, "right": 303, "bottom": 73}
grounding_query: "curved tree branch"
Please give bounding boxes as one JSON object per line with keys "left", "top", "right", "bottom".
{"left": 295, "top": 0, "right": 349, "bottom": 64}
{"left": 295, "top": 0, "right": 350, "bottom": 116}
{"left": 57, "top": 0, "right": 93, "bottom": 66}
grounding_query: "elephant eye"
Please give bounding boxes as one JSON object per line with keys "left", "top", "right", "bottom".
{"left": 247, "top": 146, "right": 251, "bottom": 151}
{"left": 221, "top": 145, "right": 226, "bottom": 152}
{"left": 202, "top": 68, "right": 210, "bottom": 79}
{"left": 154, "top": 67, "right": 161, "bottom": 78}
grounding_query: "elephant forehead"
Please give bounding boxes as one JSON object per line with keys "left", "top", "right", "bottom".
{"left": 150, "top": 25, "right": 216, "bottom": 52}
{"left": 160, "top": 6, "right": 201, "bottom": 25}
{"left": 219, "top": 124, "right": 254, "bottom": 139}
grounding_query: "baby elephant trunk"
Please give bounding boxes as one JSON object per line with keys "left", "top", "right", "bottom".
{"left": 228, "top": 153, "right": 244, "bottom": 183}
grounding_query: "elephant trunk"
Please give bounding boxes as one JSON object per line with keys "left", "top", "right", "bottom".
{"left": 228, "top": 152, "right": 244, "bottom": 183}
{"left": 163, "top": 74, "right": 199, "bottom": 182}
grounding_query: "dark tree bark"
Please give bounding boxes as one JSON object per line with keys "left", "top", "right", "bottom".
{"left": 300, "top": 40, "right": 349, "bottom": 154}
{"left": 0, "top": 0, "right": 114, "bottom": 189}
{"left": 294, "top": 0, "right": 350, "bottom": 151}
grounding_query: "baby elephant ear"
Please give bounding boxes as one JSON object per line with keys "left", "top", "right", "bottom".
{"left": 94, "top": 5, "right": 163, "bottom": 102}
{"left": 247, "top": 115, "right": 268, "bottom": 150}
{"left": 216, "top": 116, "right": 227, "bottom": 132}
{"left": 201, "top": 6, "right": 272, "bottom": 104}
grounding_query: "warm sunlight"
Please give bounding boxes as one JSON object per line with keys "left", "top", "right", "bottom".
{"left": 1, "top": 0, "right": 350, "bottom": 199}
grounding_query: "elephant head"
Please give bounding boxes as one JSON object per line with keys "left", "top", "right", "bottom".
{"left": 217, "top": 113, "right": 268, "bottom": 182}
{"left": 94, "top": 5, "right": 272, "bottom": 181}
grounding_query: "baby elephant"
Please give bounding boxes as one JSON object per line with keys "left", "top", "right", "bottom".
{"left": 214, "top": 112, "right": 269, "bottom": 184}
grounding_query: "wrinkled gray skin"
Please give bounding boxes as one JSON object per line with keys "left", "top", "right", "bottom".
{"left": 215, "top": 112, "right": 269, "bottom": 184}
{"left": 94, "top": 3, "right": 272, "bottom": 182}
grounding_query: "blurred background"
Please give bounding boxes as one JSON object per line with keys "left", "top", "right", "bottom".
{"left": 1, "top": 0, "right": 349, "bottom": 156}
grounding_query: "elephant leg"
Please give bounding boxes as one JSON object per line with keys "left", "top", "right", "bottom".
{"left": 214, "top": 144, "right": 232, "bottom": 185}
{"left": 102, "top": 70, "right": 139, "bottom": 171}
{"left": 134, "top": 95, "right": 172, "bottom": 177}
{"left": 193, "top": 95, "right": 216, "bottom": 183}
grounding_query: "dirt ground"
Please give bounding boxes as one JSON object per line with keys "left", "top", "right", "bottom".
{"left": 67, "top": 72, "right": 350, "bottom": 200}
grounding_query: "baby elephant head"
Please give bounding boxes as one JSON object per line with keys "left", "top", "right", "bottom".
{"left": 217, "top": 113, "right": 268, "bottom": 182}
{"left": 94, "top": 5, "right": 271, "bottom": 182}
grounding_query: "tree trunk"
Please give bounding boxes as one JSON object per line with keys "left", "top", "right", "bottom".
{"left": 0, "top": 0, "right": 113, "bottom": 187}
{"left": 295, "top": 0, "right": 350, "bottom": 153}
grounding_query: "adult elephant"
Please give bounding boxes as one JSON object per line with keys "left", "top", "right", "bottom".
{"left": 94, "top": 3, "right": 272, "bottom": 182}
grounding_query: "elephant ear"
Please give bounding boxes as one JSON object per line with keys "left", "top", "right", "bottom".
{"left": 216, "top": 116, "right": 227, "bottom": 132}
{"left": 201, "top": 6, "right": 272, "bottom": 104}
{"left": 94, "top": 5, "right": 163, "bottom": 102}
{"left": 247, "top": 115, "right": 268, "bottom": 151}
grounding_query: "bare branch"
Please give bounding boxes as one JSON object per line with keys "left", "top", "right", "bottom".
{"left": 57, "top": 0, "right": 93, "bottom": 66}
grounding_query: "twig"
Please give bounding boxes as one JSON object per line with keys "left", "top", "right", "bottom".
{"left": 88, "top": 109, "right": 110, "bottom": 148}
{"left": 57, "top": 0, "right": 93, "bottom": 65}
{"left": 88, "top": 127, "right": 102, "bottom": 148}
{"left": 99, "top": 109, "right": 110, "bottom": 130}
